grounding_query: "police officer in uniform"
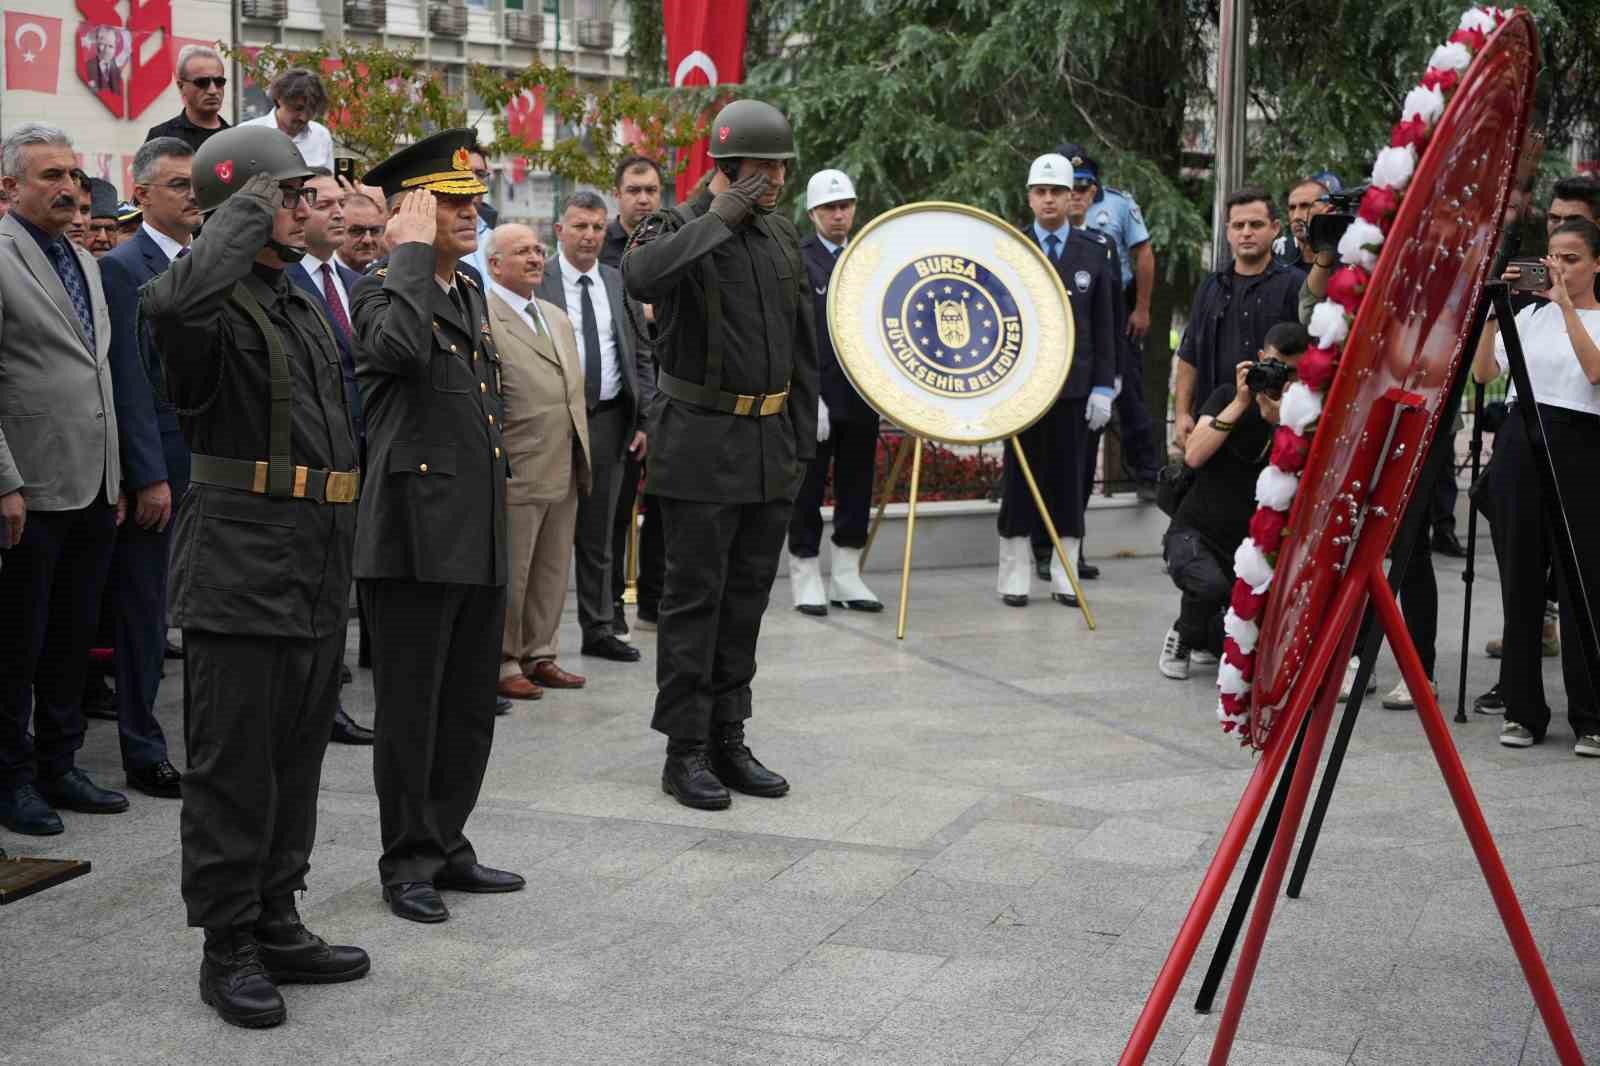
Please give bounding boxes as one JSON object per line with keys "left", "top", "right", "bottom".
{"left": 352, "top": 130, "right": 525, "bottom": 924}
{"left": 997, "top": 153, "right": 1118, "bottom": 607}
{"left": 623, "top": 100, "right": 819, "bottom": 811}
{"left": 143, "top": 125, "right": 368, "bottom": 1028}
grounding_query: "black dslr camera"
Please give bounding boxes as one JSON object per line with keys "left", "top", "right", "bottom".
{"left": 1308, "top": 185, "right": 1370, "bottom": 257}
{"left": 1244, "top": 360, "right": 1295, "bottom": 397}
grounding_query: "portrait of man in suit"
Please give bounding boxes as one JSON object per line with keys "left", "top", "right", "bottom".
{"left": 84, "top": 26, "right": 128, "bottom": 96}
{"left": 484, "top": 224, "right": 592, "bottom": 701}
{"left": 535, "top": 190, "right": 656, "bottom": 663}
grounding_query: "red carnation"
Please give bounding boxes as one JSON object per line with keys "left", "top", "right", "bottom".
{"left": 1326, "top": 266, "right": 1371, "bottom": 314}
{"left": 1224, "top": 642, "right": 1253, "bottom": 678}
{"left": 1298, "top": 346, "right": 1338, "bottom": 391}
{"left": 1220, "top": 690, "right": 1245, "bottom": 715}
{"left": 1358, "top": 185, "right": 1400, "bottom": 227}
{"left": 1421, "top": 67, "right": 1459, "bottom": 93}
{"left": 1390, "top": 117, "right": 1429, "bottom": 150}
{"left": 1246, "top": 506, "right": 1288, "bottom": 559}
{"left": 1450, "top": 27, "right": 1487, "bottom": 51}
{"left": 1231, "top": 579, "right": 1267, "bottom": 622}
{"left": 1269, "top": 428, "right": 1310, "bottom": 475}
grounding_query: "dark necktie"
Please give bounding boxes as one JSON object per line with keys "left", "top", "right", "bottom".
{"left": 1045, "top": 233, "right": 1062, "bottom": 262}
{"left": 320, "top": 263, "right": 352, "bottom": 343}
{"left": 831, "top": 244, "right": 840, "bottom": 261}
{"left": 47, "top": 240, "right": 95, "bottom": 347}
{"left": 578, "top": 275, "right": 602, "bottom": 410}
{"left": 175, "top": 247, "right": 189, "bottom": 259}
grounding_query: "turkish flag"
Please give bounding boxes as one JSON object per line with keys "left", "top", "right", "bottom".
{"left": 506, "top": 86, "right": 545, "bottom": 149}
{"left": 663, "top": 0, "right": 747, "bottom": 202}
{"left": 5, "top": 11, "right": 62, "bottom": 93}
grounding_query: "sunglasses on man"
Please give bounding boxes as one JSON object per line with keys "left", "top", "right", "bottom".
{"left": 182, "top": 76, "right": 227, "bottom": 90}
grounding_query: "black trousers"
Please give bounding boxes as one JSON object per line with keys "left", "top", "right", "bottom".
{"left": 653, "top": 497, "right": 791, "bottom": 741}
{"left": 361, "top": 578, "right": 503, "bottom": 886}
{"left": 788, "top": 419, "right": 878, "bottom": 557}
{"left": 999, "top": 396, "right": 1089, "bottom": 540}
{"left": 1484, "top": 405, "right": 1600, "bottom": 739}
{"left": 0, "top": 499, "right": 116, "bottom": 789}
{"left": 179, "top": 627, "right": 341, "bottom": 930}
{"left": 110, "top": 482, "right": 186, "bottom": 771}
{"left": 1353, "top": 502, "right": 1438, "bottom": 679}
{"left": 1164, "top": 527, "right": 1231, "bottom": 656}
{"left": 1113, "top": 285, "right": 1163, "bottom": 482}
{"left": 575, "top": 404, "right": 627, "bottom": 641}
{"left": 611, "top": 452, "right": 664, "bottom": 616}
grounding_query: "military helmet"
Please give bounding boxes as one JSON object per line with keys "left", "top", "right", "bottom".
{"left": 191, "top": 125, "right": 314, "bottom": 213}
{"left": 706, "top": 100, "right": 795, "bottom": 161}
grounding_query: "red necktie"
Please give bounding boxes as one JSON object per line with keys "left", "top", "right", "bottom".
{"left": 321, "top": 263, "right": 352, "bottom": 343}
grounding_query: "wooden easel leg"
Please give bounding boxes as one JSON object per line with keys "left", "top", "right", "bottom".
{"left": 862, "top": 432, "right": 913, "bottom": 570}
{"left": 895, "top": 438, "right": 924, "bottom": 640}
{"left": 1008, "top": 435, "right": 1094, "bottom": 630}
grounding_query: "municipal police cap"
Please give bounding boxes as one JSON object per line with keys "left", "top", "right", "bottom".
{"left": 115, "top": 200, "right": 142, "bottom": 224}
{"left": 1027, "top": 153, "right": 1073, "bottom": 189}
{"left": 363, "top": 128, "right": 488, "bottom": 200}
{"left": 1053, "top": 141, "right": 1099, "bottom": 184}
{"left": 806, "top": 169, "right": 856, "bottom": 211}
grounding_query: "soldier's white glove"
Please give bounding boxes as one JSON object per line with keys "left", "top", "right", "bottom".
{"left": 817, "top": 398, "right": 832, "bottom": 443}
{"left": 1112, "top": 375, "right": 1124, "bottom": 400}
{"left": 1086, "top": 390, "right": 1113, "bottom": 432}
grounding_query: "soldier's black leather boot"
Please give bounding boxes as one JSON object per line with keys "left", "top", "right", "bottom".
{"left": 255, "top": 896, "right": 371, "bottom": 984}
{"left": 709, "top": 723, "right": 790, "bottom": 797}
{"left": 199, "top": 928, "right": 286, "bottom": 1028}
{"left": 662, "top": 741, "right": 732, "bottom": 810}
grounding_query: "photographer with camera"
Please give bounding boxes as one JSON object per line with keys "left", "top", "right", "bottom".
{"left": 1470, "top": 217, "right": 1600, "bottom": 755}
{"left": 1159, "top": 322, "right": 1308, "bottom": 680}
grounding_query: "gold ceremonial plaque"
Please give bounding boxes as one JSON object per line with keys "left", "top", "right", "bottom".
{"left": 827, "top": 201, "right": 1074, "bottom": 445}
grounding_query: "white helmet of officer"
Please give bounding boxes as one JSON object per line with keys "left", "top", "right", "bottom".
{"left": 1027, "top": 153, "right": 1073, "bottom": 189}
{"left": 806, "top": 169, "right": 857, "bottom": 211}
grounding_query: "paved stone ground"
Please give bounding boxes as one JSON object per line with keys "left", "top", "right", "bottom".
{"left": 4, "top": 549, "right": 1599, "bottom": 1065}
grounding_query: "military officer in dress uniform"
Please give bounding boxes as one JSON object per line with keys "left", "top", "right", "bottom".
{"left": 623, "top": 99, "right": 819, "bottom": 812}
{"left": 997, "top": 153, "right": 1118, "bottom": 608}
{"left": 143, "top": 125, "right": 369, "bottom": 1029}
{"left": 352, "top": 130, "right": 526, "bottom": 924}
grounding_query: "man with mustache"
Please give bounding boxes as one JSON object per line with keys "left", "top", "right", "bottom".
{"left": 146, "top": 45, "right": 232, "bottom": 152}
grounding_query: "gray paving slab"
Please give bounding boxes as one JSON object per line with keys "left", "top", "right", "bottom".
{"left": 2, "top": 555, "right": 1597, "bottom": 1064}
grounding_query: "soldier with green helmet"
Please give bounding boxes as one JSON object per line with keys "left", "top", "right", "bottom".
{"left": 142, "top": 124, "right": 368, "bottom": 1028}
{"left": 623, "top": 99, "right": 819, "bottom": 811}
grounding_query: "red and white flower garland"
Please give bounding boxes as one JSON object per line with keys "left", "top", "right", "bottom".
{"left": 1216, "top": 5, "right": 1514, "bottom": 746}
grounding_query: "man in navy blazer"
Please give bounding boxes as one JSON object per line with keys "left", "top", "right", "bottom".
{"left": 99, "top": 136, "right": 199, "bottom": 798}
{"left": 288, "top": 167, "right": 373, "bottom": 746}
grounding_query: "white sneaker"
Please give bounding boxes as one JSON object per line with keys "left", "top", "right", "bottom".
{"left": 788, "top": 552, "right": 827, "bottom": 616}
{"left": 827, "top": 546, "right": 882, "bottom": 611}
{"left": 1190, "top": 649, "right": 1219, "bottom": 667}
{"left": 1338, "top": 658, "right": 1378, "bottom": 701}
{"left": 1381, "top": 678, "right": 1436, "bottom": 710}
{"left": 1575, "top": 734, "right": 1600, "bottom": 758}
{"left": 1500, "top": 722, "right": 1536, "bottom": 748}
{"left": 1159, "top": 627, "right": 1191, "bottom": 680}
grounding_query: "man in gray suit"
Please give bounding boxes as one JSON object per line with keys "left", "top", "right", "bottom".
{"left": 0, "top": 123, "right": 128, "bottom": 836}
{"left": 536, "top": 191, "right": 655, "bottom": 663}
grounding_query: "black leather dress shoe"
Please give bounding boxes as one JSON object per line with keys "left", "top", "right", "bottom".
{"left": 200, "top": 930, "right": 285, "bottom": 1028}
{"left": 0, "top": 784, "right": 63, "bottom": 836}
{"left": 331, "top": 706, "right": 374, "bottom": 745}
{"left": 164, "top": 638, "right": 185, "bottom": 660}
{"left": 662, "top": 747, "right": 731, "bottom": 810}
{"left": 435, "top": 863, "right": 526, "bottom": 893}
{"left": 1431, "top": 528, "right": 1468, "bottom": 558}
{"left": 1002, "top": 594, "right": 1029, "bottom": 608}
{"left": 1078, "top": 560, "right": 1101, "bottom": 580}
{"left": 795, "top": 603, "right": 827, "bottom": 617}
{"left": 709, "top": 726, "right": 789, "bottom": 798}
{"left": 384, "top": 882, "right": 449, "bottom": 923}
{"left": 37, "top": 768, "right": 128, "bottom": 814}
{"left": 1052, "top": 592, "right": 1079, "bottom": 607}
{"left": 582, "top": 634, "right": 642, "bottom": 662}
{"left": 255, "top": 897, "right": 370, "bottom": 984}
{"left": 127, "top": 759, "right": 182, "bottom": 799}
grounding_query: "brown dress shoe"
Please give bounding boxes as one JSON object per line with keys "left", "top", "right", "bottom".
{"left": 496, "top": 675, "right": 544, "bottom": 701}
{"left": 529, "top": 660, "right": 586, "bottom": 689}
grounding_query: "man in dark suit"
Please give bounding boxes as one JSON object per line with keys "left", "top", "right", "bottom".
{"left": 536, "top": 190, "right": 656, "bottom": 663}
{"left": 354, "top": 131, "right": 525, "bottom": 924}
{"left": 996, "top": 153, "right": 1118, "bottom": 608}
{"left": 289, "top": 168, "right": 374, "bottom": 746}
{"left": 0, "top": 123, "right": 128, "bottom": 836}
{"left": 98, "top": 136, "right": 199, "bottom": 799}
{"left": 788, "top": 169, "right": 883, "bottom": 616}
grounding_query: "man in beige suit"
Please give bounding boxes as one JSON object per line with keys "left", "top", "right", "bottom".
{"left": 486, "top": 223, "right": 593, "bottom": 701}
{"left": 0, "top": 123, "right": 129, "bottom": 835}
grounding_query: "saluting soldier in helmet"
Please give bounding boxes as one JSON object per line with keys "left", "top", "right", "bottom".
{"left": 623, "top": 99, "right": 819, "bottom": 811}
{"left": 142, "top": 124, "right": 368, "bottom": 1029}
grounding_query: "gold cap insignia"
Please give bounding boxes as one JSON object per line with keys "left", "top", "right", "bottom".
{"left": 452, "top": 147, "right": 471, "bottom": 172}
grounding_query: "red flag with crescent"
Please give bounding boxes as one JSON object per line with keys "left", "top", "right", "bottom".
{"left": 5, "top": 11, "right": 62, "bottom": 93}
{"left": 663, "top": 0, "right": 748, "bottom": 202}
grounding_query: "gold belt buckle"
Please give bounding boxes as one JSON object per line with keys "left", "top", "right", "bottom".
{"left": 325, "top": 470, "right": 360, "bottom": 504}
{"left": 760, "top": 390, "right": 788, "bottom": 416}
{"left": 733, "top": 393, "right": 759, "bottom": 416}
{"left": 251, "top": 461, "right": 269, "bottom": 494}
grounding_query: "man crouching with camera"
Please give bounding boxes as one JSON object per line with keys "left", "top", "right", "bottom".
{"left": 1159, "top": 321, "right": 1309, "bottom": 680}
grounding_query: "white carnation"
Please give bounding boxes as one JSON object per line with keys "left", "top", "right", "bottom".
{"left": 1371, "top": 146, "right": 1416, "bottom": 192}
{"left": 1459, "top": 9, "right": 1496, "bottom": 33}
{"left": 1401, "top": 85, "right": 1445, "bottom": 126}
{"left": 1339, "top": 217, "right": 1386, "bottom": 272}
{"left": 1233, "top": 538, "right": 1274, "bottom": 592}
{"left": 1279, "top": 382, "right": 1323, "bottom": 436}
{"left": 1256, "top": 465, "right": 1300, "bottom": 513}
{"left": 1308, "top": 299, "right": 1350, "bottom": 348}
{"left": 1224, "top": 609, "right": 1260, "bottom": 655}
{"left": 1429, "top": 42, "right": 1472, "bottom": 72}
{"left": 1218, "top": 661, "right": 1249, "bottom": 697}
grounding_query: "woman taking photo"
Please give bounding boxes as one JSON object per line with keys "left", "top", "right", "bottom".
{"left": 1473, "top": 217, "right": 1600, "bottom": 754}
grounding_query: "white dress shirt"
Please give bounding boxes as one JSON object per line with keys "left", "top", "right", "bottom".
{"left": 556, "top": 251, "right": 620, "bottom": 402}
{"left": 298, "top": 252, "right": 350, "bottom": 321}
{"left": 240, "top": 111, "right": 335, "bottom": 170}
{"left": 488, "top": 279, "right": 553, "bottom": 339}
{"left": 1496, "top": 301, "right": 1600, "bottom": 416}
{"left": 141, "top": 221, "right": 188, "bottom": 263}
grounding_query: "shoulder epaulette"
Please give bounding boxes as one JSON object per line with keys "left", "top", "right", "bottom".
{"left": 1104, "top": 186, "right": 1132, "bottom": 200}
{"left": 457, "top": 271, "right": 479, "bottom": 289}
{"left": 1074, "top": 228, "right": 1110, "bottom": 244}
